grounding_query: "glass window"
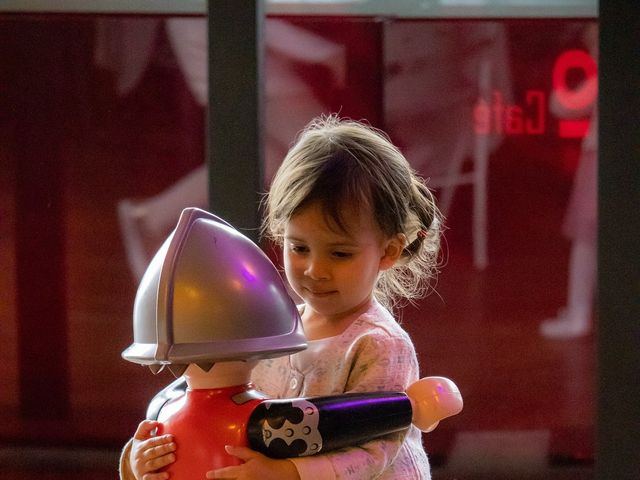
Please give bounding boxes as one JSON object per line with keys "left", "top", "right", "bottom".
{"left": 0, "top": 4, "right": 596, "bottom": 478}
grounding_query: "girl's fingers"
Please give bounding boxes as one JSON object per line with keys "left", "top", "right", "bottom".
{"left": 206, "top": 446, "right": 256, "bottom": 478}
{"left": 206, "top": 465, "right": 240, "bottom": 479}
{"left": 134, "top": 420, "right": 161, "bottom": 440}
{"left": 142, "top": 441, "right": 177, "bottom": 461}
{"left": 134, "top": 434, "right": 175, "bottom": 455}
{"left": 142, "top": 473, "right": 170, "bottom": 480}
{"left": 224, "top": 445, "right": 255, "bottom": 461}
{"left": 144, "top": 452, "right": 176, "bottom": 472}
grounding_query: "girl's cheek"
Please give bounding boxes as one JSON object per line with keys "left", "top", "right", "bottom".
{"left": 290, "top": 261, "right": 306, "bottom": 277}
{"left": 283, "top": 254, "right": 300, "bottom": 275}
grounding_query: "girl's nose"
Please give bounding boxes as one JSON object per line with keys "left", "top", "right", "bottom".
{"left": 304, "top": 257, "right": 329, "bottom": 280}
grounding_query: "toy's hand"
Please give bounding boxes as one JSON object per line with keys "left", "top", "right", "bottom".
{"left": 406, "top": 377, "right": 463, "bottom": 432}
{"left": 130, "top": 420, "right": 177, "bottom": 480}
{"left": 206, "top": 445, "right": 300, "bottom": 480}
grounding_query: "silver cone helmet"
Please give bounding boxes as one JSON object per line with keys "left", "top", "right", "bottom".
{"left": 122, "top": 208, "right": 306, "bottom": 372}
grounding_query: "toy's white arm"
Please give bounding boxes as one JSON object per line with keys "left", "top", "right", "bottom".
{"left": 406, "top": 376, "right": 464, "bottom": 432}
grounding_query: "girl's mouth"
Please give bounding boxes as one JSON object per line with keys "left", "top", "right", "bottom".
{"left": 305, "top": 288, "right": 336, "bottom": 298}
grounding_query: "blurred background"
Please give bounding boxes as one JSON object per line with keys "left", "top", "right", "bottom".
{"left": 1, "top": 1, "right": 637, "bottom": 479}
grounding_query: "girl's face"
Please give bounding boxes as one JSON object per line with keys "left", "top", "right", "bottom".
{"left": 283, "top": 202, "right": 403, "bottom": 324}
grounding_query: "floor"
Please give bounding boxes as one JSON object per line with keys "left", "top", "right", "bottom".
{"left": 0, "top": 18, "right": 595, "bottom": 479}
{"left": 0, "top": 443, "right": 593, "bottom": 480}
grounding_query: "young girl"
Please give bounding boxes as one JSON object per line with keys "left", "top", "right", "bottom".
{"left": 123, "top": 115, "right": 442, "bottom": 480}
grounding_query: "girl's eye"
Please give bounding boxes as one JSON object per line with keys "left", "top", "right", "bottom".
{"left": 333, "top": 251, "right": 353, "bottom": 258}
{"left": 290, "top": 244, "right": 308, "bottom": 254}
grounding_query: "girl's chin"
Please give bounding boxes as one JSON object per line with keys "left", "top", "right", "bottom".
{"left": 302, "top": 295, "right": 341, "bottom": 312}
{"left": 303, "top": 297, "right": 336, "bottom": 312}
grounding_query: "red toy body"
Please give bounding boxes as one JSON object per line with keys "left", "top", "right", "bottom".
{"left": 158, "top": 383, "right": 264, "bottom": 478}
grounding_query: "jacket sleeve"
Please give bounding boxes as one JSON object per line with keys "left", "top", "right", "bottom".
{"left": 119, "top": 438, "right": 136, "bottom": 480}
{"left": 291, "top": 331, "right": 420, "bottom": 480}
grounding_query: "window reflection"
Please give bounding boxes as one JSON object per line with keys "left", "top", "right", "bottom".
{"left": 0, "top": 12, "right": 596, "bottom": 478}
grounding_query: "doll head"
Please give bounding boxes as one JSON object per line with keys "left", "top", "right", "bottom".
{"left": 122, "top": 208, "right": 307, "bottom": 377}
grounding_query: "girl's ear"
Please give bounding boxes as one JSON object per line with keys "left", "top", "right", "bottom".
{"left": 379, "top": 234, "right": 407, "bottom": 271}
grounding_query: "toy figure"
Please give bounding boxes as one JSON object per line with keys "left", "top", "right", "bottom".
{"left": 121, "top": 207, "right": 462, "bottom": 479}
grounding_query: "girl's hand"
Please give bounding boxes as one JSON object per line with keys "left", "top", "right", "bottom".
{"left": 130, "top": 420, "right": 177, "bottom": 480}
{"left": 206, "top": 445, "right": 300, "bottom": 480}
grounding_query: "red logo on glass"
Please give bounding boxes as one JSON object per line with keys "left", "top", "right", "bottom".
{"left": 474, "top": 49, "right": 597, "bottom": 139}
{"left": 553, "top": 49, "right": 598, "bottom": 138}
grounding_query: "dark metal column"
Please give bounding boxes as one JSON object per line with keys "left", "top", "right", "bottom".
{"left": 207, "top": 0, "right": 264, "bottom": 242}
{"left": 597, "top": 2, "right": 640, "bottom": 478}
{"left": 5, "top": 19, "right": 72, "bottom": 418}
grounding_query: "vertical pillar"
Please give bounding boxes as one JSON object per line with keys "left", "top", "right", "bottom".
{"left": 597, "top": 2, "right": 640, "bottom": 478}
{"left": 207, "top": 0, "right": 264, "bottom": 242}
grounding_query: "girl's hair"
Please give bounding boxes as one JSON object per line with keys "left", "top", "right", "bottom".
{"left": 262, "top": 114, "right": 442, "bottom": 309}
